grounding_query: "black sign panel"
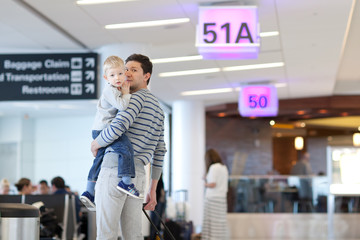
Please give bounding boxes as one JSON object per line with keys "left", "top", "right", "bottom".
{"left": 0, "top": 53, "right": 98, "bottom": 101}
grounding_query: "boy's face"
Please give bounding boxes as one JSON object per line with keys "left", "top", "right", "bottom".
{"left": 104, "top": 66, "right": 126, "bottom": 88}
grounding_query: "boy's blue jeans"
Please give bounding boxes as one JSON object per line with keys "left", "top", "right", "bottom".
{"left": 87, "top": 130, "right": 135, "bottom": 181}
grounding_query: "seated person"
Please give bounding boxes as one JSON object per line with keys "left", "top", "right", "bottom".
{"left": 0, "top": 178, "right": 10, "bottom": 195}
{"left": 15, "top": 178, "right": 34, "bottom": 195}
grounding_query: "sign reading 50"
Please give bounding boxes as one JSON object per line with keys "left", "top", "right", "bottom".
{"left": 248, "top": 94, "right": 268, "bottom": 108}
{"left": 238, "top": 85, "right": 278, "bottom": 117}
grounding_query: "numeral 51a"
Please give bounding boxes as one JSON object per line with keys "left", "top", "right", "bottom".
{"left": 203, "top": 22, "right": 254, "bottom": 44}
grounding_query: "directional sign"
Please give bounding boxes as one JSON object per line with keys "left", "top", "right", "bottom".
{"left": 0, "top": 53, "right": 98, "bottom": 100}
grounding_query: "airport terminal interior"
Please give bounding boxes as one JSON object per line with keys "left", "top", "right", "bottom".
{"left": 0, "top": 0, "right": 360, "bottom": 239}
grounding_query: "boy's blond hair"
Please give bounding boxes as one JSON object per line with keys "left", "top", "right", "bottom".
{"left": 103, "top": 55, "right": 125, "bottom": 75}
{"left": 0, "top": 178, "right": 9, "bottom": 188}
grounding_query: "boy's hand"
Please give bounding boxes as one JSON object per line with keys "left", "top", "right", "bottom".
{"left": 120, "top": 81, "right": 130, "bottom": 95}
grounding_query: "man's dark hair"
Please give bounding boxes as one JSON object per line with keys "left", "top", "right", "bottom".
{"left": 51, "top": 176, "right": 65, "bottom": 189}
{"left": 125, "top": 54, "right": 153, "bottom": 85}
{"left": 39, "top": 180, "right": 48, "bottom": 185}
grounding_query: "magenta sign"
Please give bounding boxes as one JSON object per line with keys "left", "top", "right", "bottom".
{"left": 196, "top": 6, "right": 259, "bottom": 59}
{"left": 238, "top": 85, "right": 278, "bottom": 117}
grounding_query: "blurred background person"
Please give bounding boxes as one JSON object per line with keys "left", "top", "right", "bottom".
{"left": 149, "top": 173, "right": 166, "bottom": 240}
{"left": 290, "top": 152, "right": 314, "bottom": 212}
{"left": 38, "top": 179, "right": 50, "bottom": 194}
{"left": 15, "top": 177, "right": 33, "bottom": 195}
{"left": 0, "top": 178, "right": 10, "bottom": 194}
{"left": 51, "top": 176, "right": 82, "bottom": 222}
{"left": 291, "top": 152, "right": 312, "bottom": 175}
{"left": 202, "top": 148, "right": 229, "bottom": 240}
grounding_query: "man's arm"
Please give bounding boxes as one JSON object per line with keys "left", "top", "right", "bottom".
{"left": 150, "top": 124, "right": 167, "bottom": 179}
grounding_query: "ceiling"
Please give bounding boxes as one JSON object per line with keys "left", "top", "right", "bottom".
{"left": 0, "top": 0, "right": 359, "bottom": 123}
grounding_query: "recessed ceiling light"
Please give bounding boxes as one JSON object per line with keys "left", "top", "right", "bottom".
{"left": 76, "top": 0, "right": 136, "bottom": 5}
{"left": 59, "top": 104, "right": 78, "bottom": 109}
{"left": 152, "top": 55, "right": 203, "bottom": 64}
{"left": 260, "top": 31, "right": 279, "bottom": 37}
{"left": 274, "top": 82, "right": 287, "bottom": 88}
{"left": 159, "top": 68, "right": 220, "bottom": 77}
{"left": 181, "top": 88, "right": 233, "bottom": 96}
{"left": 105, "top": 18, "right": 190, "bottom": 29}
{"left": 159, "top": 62, "right": 284, "bottom": 77}
{"left": 222, "top": 62, "right": 284, "bottom": 72}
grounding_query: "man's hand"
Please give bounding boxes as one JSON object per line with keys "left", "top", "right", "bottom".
{"left": 143, "top": 189, "right": 157, "bottom": 211}
{"left": 91, "top": 139, "right": 101, "bottom": 157}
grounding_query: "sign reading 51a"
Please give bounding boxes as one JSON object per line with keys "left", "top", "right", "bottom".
{"left": 196, "top": 6, "right": 260, "bottom": 59}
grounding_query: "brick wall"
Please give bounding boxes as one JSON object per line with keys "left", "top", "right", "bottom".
{"left": 206, "top": 116, "right": 273, "bottom": 175}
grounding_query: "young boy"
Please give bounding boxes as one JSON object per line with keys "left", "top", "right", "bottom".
{"left": 80, "top": 55, "right": 142, "bottom": 211}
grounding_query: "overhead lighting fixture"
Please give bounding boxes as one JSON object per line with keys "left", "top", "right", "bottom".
{"left": 105, "top": 18, "right": 190, "bottom": 29}
{"left": 181, "top": 88, "right": 233, "bottom": 96}
{"left": 353, "top": 133, "right": 360, "bottom": 146}
{"left": 260, "top": 31, "right": 279, "bottom": 37}
{"left": 274, "top": 82, "right": 287, "bottom": 88}
{"left": 222, "top": 62, "right": 284, "bottom": 72}
{"left": 59, "top": 104, "right": 78, "bottom": 109}
{"left": 159, "top": 62, "right": 284, "bottom": 77}
{"left": 76, "top": 0, "right": 135, "bottom": 5}
{"left": 159, "top": 68, "right": 220, "bottom": 77}
{"left": 152, "top": 55, "right": 203, "bottom": 64}
{"left": 294, "top": 136, "right": 304, "bottom": 150}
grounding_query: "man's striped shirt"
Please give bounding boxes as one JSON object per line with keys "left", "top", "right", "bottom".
{"left": 96, "top": 88, "right": 167, "bottom": 179}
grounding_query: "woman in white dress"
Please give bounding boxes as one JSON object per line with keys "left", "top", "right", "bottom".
{"left": 202, "top": 148, "right": 229, "bottom": 240}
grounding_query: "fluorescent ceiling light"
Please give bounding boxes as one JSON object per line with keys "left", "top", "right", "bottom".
{"left": 260, "top": 31, "right": 279, "bottom": 37}
{"left": 159, "top": 62, "right": 284, "bottom": 77}
{"left": 181, "top": 88, "right": 234, "bottom": 96}
{"left": 275, "top": 82, "right": 287, "bottom": 88}
{"left": 152, "top": 55, "right": 203, "bottom": 64}
{"left": 159, "top": 68, "right": 220, "bottom": 77}
{"left": 105, "top": 18, "right": 190, "bottom": 29}
{"left": 76, "top": 0, "right": 135, "bottom": 5}
{"left": 59, "top": 104, "right": 78, "bottom": 109}
{"left": 223, "top": 62, "right": 284, "bottom": 72}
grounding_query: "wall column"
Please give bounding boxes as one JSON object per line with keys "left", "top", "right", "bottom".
{"left": 171, "top": 100, "right": 205, "bottom": 230}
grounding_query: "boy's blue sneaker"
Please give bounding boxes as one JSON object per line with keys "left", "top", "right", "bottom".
{"left": 117, "top": 181, "right": 143, "bottom": 199}
{"left": 80, "top": 191, "right": 96, "bottom": 211}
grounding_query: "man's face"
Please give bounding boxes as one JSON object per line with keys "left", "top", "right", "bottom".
{"left": 39, "top": 183, "right": 49, "bottom": 194}
{"left": 125, "top": 61, "right": 149, "bottom": 93}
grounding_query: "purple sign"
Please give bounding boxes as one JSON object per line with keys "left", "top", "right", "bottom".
{"left": 238, "top": 85, "right": 278, "bottom": 117}
{"left": 196, "top": 6, "right": 260, "bottom": 59}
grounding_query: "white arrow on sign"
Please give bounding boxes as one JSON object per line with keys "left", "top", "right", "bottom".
{"left": 85, "top": 83, "right": 95, "bottom": 94}
{"left": 85, "top": 58, "right": 95, "bottom": 68}
{"left": 85, "top": 71, "right": 95, "bottom": 81}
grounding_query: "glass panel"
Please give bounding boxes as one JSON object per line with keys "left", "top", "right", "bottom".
{"left": 228, "top": 176, "right": 329, "bottom": 213}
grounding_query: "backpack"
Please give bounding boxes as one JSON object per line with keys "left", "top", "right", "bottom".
{"left": 39, "top": 205, "right": 62, "bottom": 238}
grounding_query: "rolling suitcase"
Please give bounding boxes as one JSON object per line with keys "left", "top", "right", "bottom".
{"left": 174, "top": 190, "right": 193, "bottom": 240}
{"left": 142, "top": 203, "right": 176, "bottom": 240}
